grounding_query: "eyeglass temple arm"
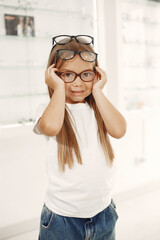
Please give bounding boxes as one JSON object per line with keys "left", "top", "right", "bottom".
{"left": 52, "top": 37, "right": 55, "bottom": 46}
{"left": 55, "top": 54, "right": 58, "bottom": 67}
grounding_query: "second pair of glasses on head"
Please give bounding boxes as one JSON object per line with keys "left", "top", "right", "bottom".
{"left": 56, "top": 49, "right": 97, "bottom": 63}
{"left": 53, "top": 34, "right": 98, "bottom": 64}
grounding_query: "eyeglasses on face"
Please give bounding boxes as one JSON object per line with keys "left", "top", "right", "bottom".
{"left": 55, "top": 49, "right": 98, "bottom": 64}
{"left": 57, "top": 70, "right": 96, "bottom": 83}
{"left": 52, "top": 35, "right": 94, "bottom": 47}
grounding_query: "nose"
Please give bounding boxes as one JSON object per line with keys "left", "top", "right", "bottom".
{"left": 73, "top": 76, "right": 83, "bottom": 86}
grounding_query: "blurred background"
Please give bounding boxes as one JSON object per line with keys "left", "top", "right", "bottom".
{"left": 0, "top": 0, "right": 160, "bottom": 239}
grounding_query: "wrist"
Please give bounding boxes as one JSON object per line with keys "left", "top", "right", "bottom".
{"left": 92, "top": 86, "right": 102, "bottom": 96}
{"left": 54, "top": 83, "right": 65, "bottom": 91}
{"left": 51, "top": 85, "right": 65, "bottom": 101}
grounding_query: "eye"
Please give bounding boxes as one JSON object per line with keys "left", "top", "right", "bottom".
{"left": 81, "top": 71, "right": 95, "bottom": 81}
{"left": 60, "top": 71, "right": 75, "bottom": 81}
{"left": 61, "top": 72, "right": 72, "bottom": 77}
{"left": 84, "top": 72, "right": 91, "bottom": 77}
{"left": 82, "top": 71, "right": 94, "bottom": 78}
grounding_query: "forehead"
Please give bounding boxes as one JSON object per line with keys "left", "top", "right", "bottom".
{"left": 58, "top": 55, "right": 95, "bottom": 71}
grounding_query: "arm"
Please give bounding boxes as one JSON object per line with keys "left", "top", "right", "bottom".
{"left": 92, "top": 67, "right": 127, "bottom": 139}
{"left": 38, "top": 64, "right": 65, "bottom": 136}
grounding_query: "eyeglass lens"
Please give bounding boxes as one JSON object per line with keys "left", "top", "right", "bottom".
{"left": 59, "top": 71, "right": 96, "bottom": 82}
{"left": 53, "top": 35, "right": 93, "bottom": 45}
{"left": 58, "top": 50, "right": 74, "bottom": 60}
{"left": 57, "top": 50, "right": 97, "bottom": 62}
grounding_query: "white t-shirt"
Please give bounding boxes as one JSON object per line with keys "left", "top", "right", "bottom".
{"left": 33, "top": 101, "right": 116, "bottom": 218}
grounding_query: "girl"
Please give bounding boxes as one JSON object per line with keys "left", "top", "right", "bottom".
{"left": 33, "top": 35, "right": 127, "bottom": 240}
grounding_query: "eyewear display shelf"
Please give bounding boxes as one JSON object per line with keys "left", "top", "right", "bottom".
{"left": 0, "top": 0, "right": 96, "bottom": 127}
{"left": 119, "top": 0, "right": 160, "bottom": 185}
{"left": 122, "top": 0, "right": 160, "bottom": 113}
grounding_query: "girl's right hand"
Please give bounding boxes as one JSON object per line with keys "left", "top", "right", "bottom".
{"left": 45, "top": 63, "right": 65, "bottom": 90}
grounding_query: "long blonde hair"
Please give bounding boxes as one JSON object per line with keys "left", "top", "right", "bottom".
{"left": 47, "top": 39, "right": 115, "bottom": 172}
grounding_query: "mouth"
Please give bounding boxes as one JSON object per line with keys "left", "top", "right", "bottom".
{"left": 71, "top": 90, "right": 84, "bottom": 95}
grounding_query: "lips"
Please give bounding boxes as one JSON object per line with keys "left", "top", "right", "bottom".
{"left": 72, "top": 91, "right": 83, "bottom": 93}
{"left": 71, "top": 90, "right": 84, "bottom": 93}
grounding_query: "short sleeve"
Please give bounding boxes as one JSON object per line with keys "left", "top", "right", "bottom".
{"left": 33, "top": 103, "right": 48, "bottom": 136}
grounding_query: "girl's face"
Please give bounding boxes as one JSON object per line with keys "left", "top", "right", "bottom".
{"left": 58, "top": 55, "right": 95, "bottom": 104}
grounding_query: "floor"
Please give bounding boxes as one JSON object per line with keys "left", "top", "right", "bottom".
{"left": 115, "top": 186, "right": 160, "bottom": 240}
{"left": 5, "top": 184, "right": 160, "bottom": 240}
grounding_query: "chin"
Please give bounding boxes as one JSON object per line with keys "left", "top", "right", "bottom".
{"left": 66, "top": 97, "right": 86, "bottom": 104}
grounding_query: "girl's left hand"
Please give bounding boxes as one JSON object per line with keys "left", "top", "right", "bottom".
{"left": 92, "top": 66, "right": 108, "bottom": 92}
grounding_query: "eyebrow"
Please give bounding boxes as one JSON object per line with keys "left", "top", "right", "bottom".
{"left": 59, "top": 68, "right": 94, "bottom": 72}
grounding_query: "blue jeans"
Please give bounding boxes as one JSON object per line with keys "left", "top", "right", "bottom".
{"left": 38, "top": 199, "right": 118, "bottom": 240}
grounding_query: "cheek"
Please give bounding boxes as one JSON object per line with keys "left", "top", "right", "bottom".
{"left": 65, "top": 84, "right": 70, "bottom": 92}
{"left": 86, "top": 82, "right": 93, "bottom": 92}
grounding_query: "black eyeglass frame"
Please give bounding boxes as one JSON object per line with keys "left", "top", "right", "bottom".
{"left": 56, "top": 69, "right": 97, "bottom": 83}
{"left": 55, "top": 49, "right": 98, "bottom": 66}
{"left": 52, "top": 35, "right": 94, "bottom": 47}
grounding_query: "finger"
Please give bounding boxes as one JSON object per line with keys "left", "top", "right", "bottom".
{"left": 50, "top": 68, "right": 59, "bottom": 76}
{"left": 95, "top": 68, "right": 102, "bottom": 80}
{"left": 47, "top": 63, "right": 57, "bottom": 71}
{"left": 46, "top": 65, "right": 52, "bottom": 76}
{"left": 48, "top": 65, "right": 58, "bottom": 75}
{"left": 50, "top": 63, "right": 55, "bottom": 68}
{"left": 47, "top": 63, "right": 55, "bottom": 70}
{"left": 95, "top": 67, "right": 107, "bottom": 81}
{"left": 95, "top": 66, "right": 106, "bottom": 75}
{"left": 93, "top": 78, "right": 98, "bottom": 85}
